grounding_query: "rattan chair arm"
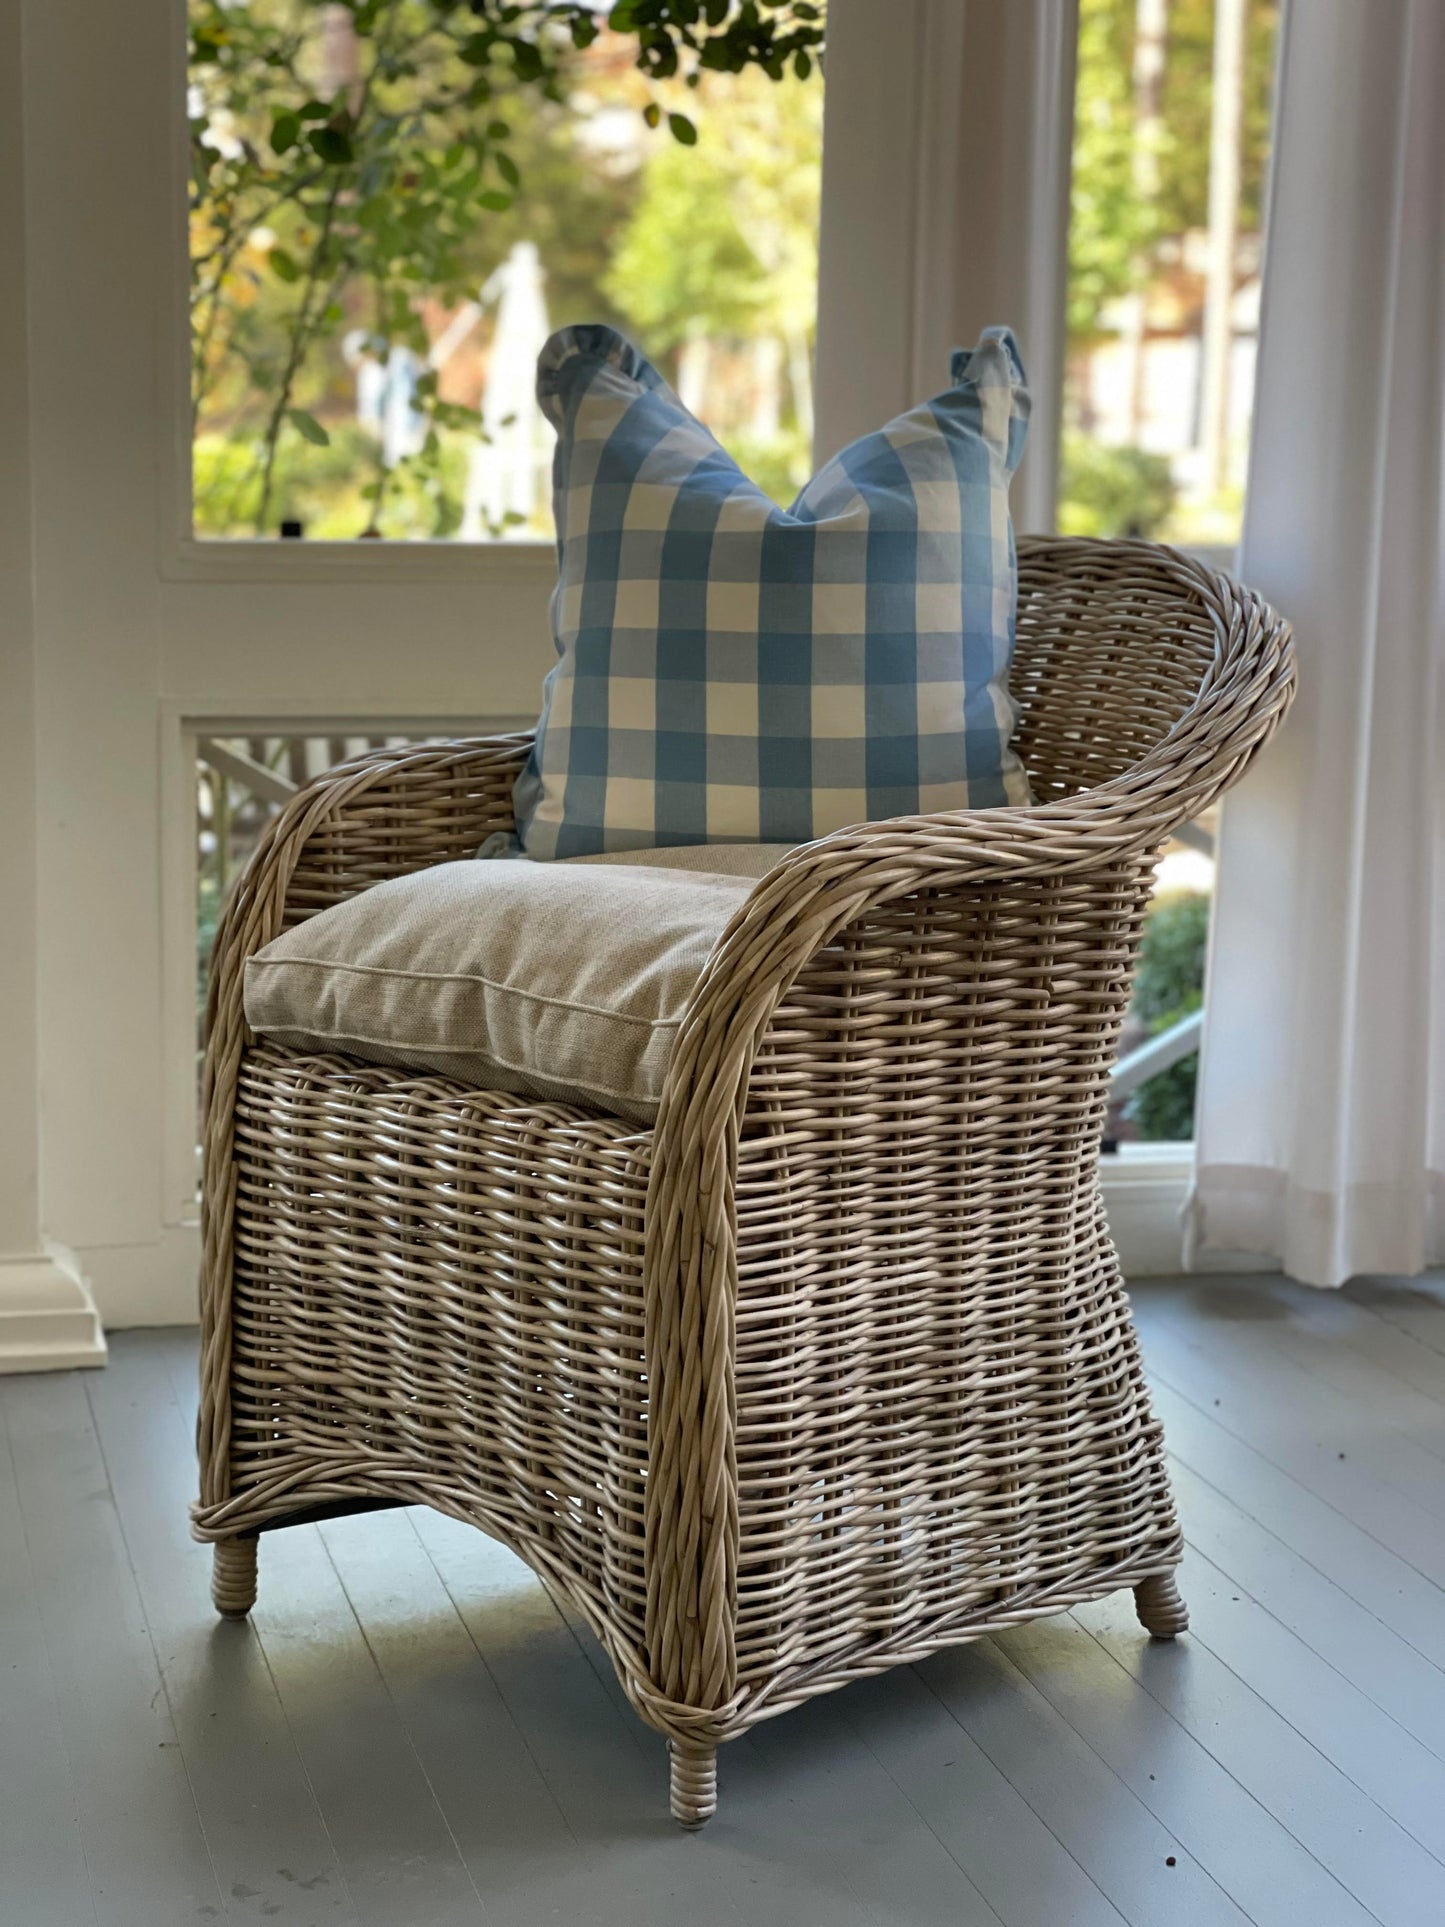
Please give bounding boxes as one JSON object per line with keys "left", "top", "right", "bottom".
{"left": 639, "top": 562, "right": 1294, "bottom": 1721}
{"left": 197, "top": 731, "right": 531, "bottom": 1506}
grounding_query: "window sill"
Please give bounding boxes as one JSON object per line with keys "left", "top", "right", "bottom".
{"left": 1102, "top": 1141, "right": 1193, "bottom": 1277}
{"left": 162, "top": 536, "right": 559, "bottom": 586}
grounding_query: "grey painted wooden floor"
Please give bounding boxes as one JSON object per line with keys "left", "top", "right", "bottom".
{"left": 4, "top": 1275, "right": 1445, "bottom": 1927}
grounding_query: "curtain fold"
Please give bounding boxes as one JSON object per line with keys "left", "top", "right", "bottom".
{"left": 1187, "top": 0, "right": 1445, "bottom": 1287}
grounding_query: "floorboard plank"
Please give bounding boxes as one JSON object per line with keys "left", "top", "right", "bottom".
{"left": 322, "top": 1507, "right": 755, "bottom": 1927}
{"left": 722, "top": 1680, "right": 1009, "bottom": 1926}
{"left": 1135, "top": 1302, "right": 1445, "bottom": 1587}
{"left": 1225, "top": 1275, "right": 1445, "bottom": 1411}
{"left": 993, "top": 1611, "right": 1376, "bottom": 1927}
{"left": 915, "top": 1632, "right": 1254, "bottom": 1927}
{"left": 1, "top": 1372, "right": 228, "bottom": 1927}
{"left": 245, "top": 1516, "right": 487, "bottom": 1926}
{"left": 843, "top": 1661, "right": 1130, "bottom": 1927}
{"left": 1151, "top": 1376, "right": 1445, "bottom": 1671}
{"left": 1348, "top": 1276, "right": 1445, "bottom": 1359}
{"left": 1076, "top": 1585, "right": 1445, "bottom": 1927}
{"left": 1171, "top": 1453, "right": 1445, "bottom": 1757}
{"left": 1171, "top": 1541, "right": 1445, "bottom": 1861}
{"left": 409, "top": 1506, "right": 893, "bottom": 1927}
{"left": 0, "top": 1389, "right": 99, "bottom": 1927}
{"left": 1139, "top": 1282, "right": 1445, "bottom": 1472}
{"left": 86, "top": 1335, "right": 357, "bottom": 1924}
{"left": 550, "top": 1584, "right": 1008, "bottom": 1926}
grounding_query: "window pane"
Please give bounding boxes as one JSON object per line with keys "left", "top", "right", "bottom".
{"left": 1060, "top": 0, "right": 1280, "bottom": 551}
{"left": 195, "top": 730, "right": 438, "bottom": 1076}
{"left": 1106, "top": 816, "right": 1215, "bottom": 1148}
{"left": 1062, "top": 0, "right": 1280, "bottom": 1145}
{"left": 188, "top": 5, "right": 822, "bottom": 542}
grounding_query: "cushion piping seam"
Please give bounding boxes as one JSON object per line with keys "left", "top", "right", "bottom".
{"left": 245, "top": 955, "right": 688, "bottom": 1029}
{"left": 253, "top": 1025, "right": 663, "bottom": 1110}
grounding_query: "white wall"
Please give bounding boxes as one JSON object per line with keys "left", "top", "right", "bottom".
{"left": 0, "top": 0, "right": 105, "bottom": 1365}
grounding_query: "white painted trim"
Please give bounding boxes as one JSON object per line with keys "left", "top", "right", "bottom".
{"left": 1100, "top": 1143, "right": 1280, "bottom": 1278}
{"left": 946, "top": 0, "right": 1079, "bottom": 536}
{"left": 162, "top": 538, "right": 561, "bottom": 585}
{"left": 162, "top": 705, "right": 532, "bottom": 1223}
{"left": 0, "top": 1255, "right": 107, "bottom": 1374}
{"left": 1102, "top": 1144, "right": 1192, "bottom": 1277}
{"left": 811, "top": 0, "right": 930, "bottom": 463}
{"left": 67, "top": 1227, "right": 201, "bottom": 1333}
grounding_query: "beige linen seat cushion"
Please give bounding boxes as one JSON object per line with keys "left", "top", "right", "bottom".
{"left": 243, "top": 845, "right": 792, "bottom": 1126}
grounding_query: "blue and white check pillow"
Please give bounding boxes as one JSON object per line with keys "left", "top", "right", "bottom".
{"left": 510, "top": 323, "right": 1031, "bottom": 858}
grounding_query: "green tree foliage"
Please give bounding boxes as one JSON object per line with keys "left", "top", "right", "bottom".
{"left": 1057, "top": 432, "right": 1176, "bottom": 538}
{"left": 1067, "top": 0, "right": 1163, "bottom": 343}
{"left": 605, "top": 141, "right": 766, "bottom": 348}
{"left": 1151, "top": 0, "right": 1279, "bottom": 237}
{"left": 1128, "top": 889, "right": 1210, "bottom": 1141}
{"left": 1066, "top": 0, "right": 1279, "bottom": 345}
{"left": 605, "top": 64, "right": 819, "bottom": 346}
{"left": 189, "top": 0, "right": 824, "bottom": 535}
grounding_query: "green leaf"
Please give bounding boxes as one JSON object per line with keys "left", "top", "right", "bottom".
{"left": 642, "top": 101, "right": 661, "bottom": 129}
{"left": 494, "top": 149, "right": 520, "bottom": 187}
{"left": 267, "top": 247, "right": 300, "bottom": 282}
{"left": 270, "top": 111, "right": 301, "bottom": 154}
{"left": 309, "top": 125, "right": 355, "bottom": 165}
{"left": 793, "top": 49, "right": 811, "bottom": 79}
{"left": 509, "top": 39, "right": 543, "bottom": 81}
{"left": 486, "top": 119, "right": 511, "bottom": 140}
{"left": 668, "top": 112, "right": 697, "bottom": 146}
{"left": 286, "top": 408, "right": 330, "bottom": 447}
{"left": 478, "top": 189, "right": 513, "bottom": 212}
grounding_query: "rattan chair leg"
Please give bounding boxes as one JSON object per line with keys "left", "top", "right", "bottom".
{"left": 1134, "top": 1570, "right": 1188, "bottom": 1638}
{"left": 211, "top": 1536, "right": 258, "bottom": 1619}
{"left": 669, "top": 1742, "right": 718, "bottom": 1828}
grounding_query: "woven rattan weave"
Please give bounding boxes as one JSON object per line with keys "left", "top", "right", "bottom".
{"left": 194, "top": 537, "right": 1294, "bottom": 1826}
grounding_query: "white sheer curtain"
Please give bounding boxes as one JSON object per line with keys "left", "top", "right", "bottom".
{"left": 1187, "top": 0, "right": 1445, "bottom": 1287}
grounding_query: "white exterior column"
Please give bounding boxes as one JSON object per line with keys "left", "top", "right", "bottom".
{"left": 0, "top": 0, "right": 105, "bottom": 1371}
{"left": 815, "top": 0, "right": 1077, "bottom": 531}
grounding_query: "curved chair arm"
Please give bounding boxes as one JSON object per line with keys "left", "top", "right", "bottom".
{"left": 640, "top": 557, "right": 1294, "bottom": 1720}
{"left": 197, "top": 731, "right": 531, "bottom": 1502}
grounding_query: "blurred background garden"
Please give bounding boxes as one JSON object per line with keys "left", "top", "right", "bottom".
{"left": 189, "top": 0, "right": 823, "bottom": 540}
{"left": 190, "top": 0, "right": 1277, "bottom": 547}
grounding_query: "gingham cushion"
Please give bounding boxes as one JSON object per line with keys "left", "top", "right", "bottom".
{"left": 511, "top": 323, "right": 1031, "bottom": 858}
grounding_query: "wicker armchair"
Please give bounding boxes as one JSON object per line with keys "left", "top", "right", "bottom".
{"left": 194, "top": 537, "right": 1293, "bottom": 1827}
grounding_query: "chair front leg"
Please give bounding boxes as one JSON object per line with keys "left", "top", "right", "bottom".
{"left": 211, "top": 1535, "right": 258, "bottom": 1619}
{"left": 1134, "top": 1569, "right": 1189, "bottom": 1637}
{"left": 669, "top": 1742, "right": 718, "bottom": 1827}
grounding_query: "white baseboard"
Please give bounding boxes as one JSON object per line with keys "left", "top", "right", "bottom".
{"left": 1102, "top": 1144, "right": 1281, "bottom": 1279}
{"left": 1103, "top": 1144, "right": 1193, "bottom": 1278}
{"left": 67, "top": 1223, "right": 200, "bottom": 1329}
{"left": 0, "top": 1253, "right": 107, "bottom": 1373}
